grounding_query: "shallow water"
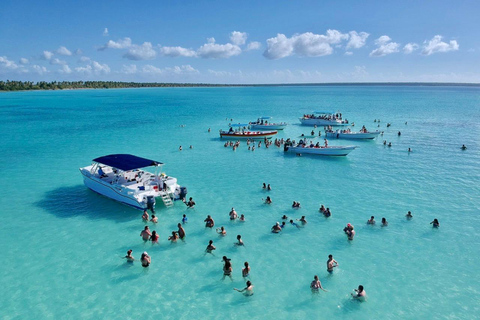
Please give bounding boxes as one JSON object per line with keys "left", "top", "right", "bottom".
{"left": 1, "top": 86, "right": 479, "bottom": 319}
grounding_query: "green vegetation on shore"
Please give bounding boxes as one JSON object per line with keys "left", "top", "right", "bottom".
{"left": 0, "top": 80, "right": 236, "bottom": 91}
{"left": 1, "top": 80, "right": 479, "bottom": 91}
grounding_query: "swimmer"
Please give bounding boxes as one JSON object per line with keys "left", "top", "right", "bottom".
{"left": 406, "top": 211, "right": 413, "bottom": 219}
{"left": 290, "top": 219, "right": 300, "bottom": 228}
{"left": 265, "top": 196, "right": 272, "bottom": 204}
{"left": 271, "top": 222, "right": 282, "bottom": 233}
{"left": 319, "top": 205, "right": 326, "bottom": 213}
{"left": 388, "top": 142, "right": 392, "bottom": 147}
{"left": 235, "top": 235, "right": 244, "bottom": 246}
{"left": 142, "top": 210, "right": 149, "bottom": 222}
{"left": 150, "top": 214, "right": 158, "bottom": 223}
{"left": 461, "top": 144, "right": 467, "bottom": 150}
{"left": 234, "top": 280, "right": 254, "bottom": 296}
{"left": 281, "top": 215, "right": 288, "bottom": 220}
{"left": 297, "top": 216, "right": 307, "bottom": 224}
{"left": 239, "top": 214, "right": 245, "bottom": 221}
{"left": 367, "top": 216, "right": 376, "bottom": 225}
{"left": 208, "top": 128, "right": 211, "bottom": 132}
{"left": 204, "top": 215, "right": 215, "bottom": 228}
{"left": 430, "top": 218, "right": 440, "bottom": 228}
{"left": 182, "top": 214, "right": 188, "bottom": 224}
{"left": 310, "top": 275, "right": 327, "bottom": 292}
{"left": 168, "top": 231, "right": 179, "bottom": 242}
{"left": 351, "top": 285, "right": 366, "bottom": 301}
{"left": 140, "top": 252, "right": 151, "bottom": 267}
{"left": 177, "top": 223, "right": 186, "bottom": 239}
{"left": 398, "top": 131, "right": 401, "bottom": 136}
{"left": 383, "top": 140, "right": 387, "bottom": 145}
{"left": 229, "top": 208, "right": 237, "bottom": 220}
{"left": 179, "top": 146, "right": 182, "bottom": 151}
{"left": 324, "top": 208, "right": 331, "bottom": 217}
{"left": 124, "top": 249, "right": 135, "bottom": 262}
{"left": 267, "top": 184, "right": 271, "bottom": 190}
{"left": 343, "top": 223, "right": 355, "bottom": 240}
{"left": 408, "top": 148, "right": 412, "bottom": 152}
{"left": 327, "top": 254, "right": 338, "bottom": 273}
{"left": 263, "top": 182, "right": 266, "bottom": 189}
{"left": 185, "top": 197, "right": 196, "bottom": 208}
{"left": 381, "top": 217, "right": 388, "bottom": 226}
{"left": 216, "top": 226, "right": 227, "bottom": 236}
{"left": 150, "top": 230, "right": 159, "bottom": 243}
{"left": 242, "top": 262, "right": 250, "bottom": 278}
{"left": 140, "top": 226, "right": 152, "bottom": 241}
{"left": 205, "top": 240, "right": 216, "bottom": 254}
{"left": 189, "top": 145, "right": 193, "bottom": 149}
{"left": 222, "top": 256, "right": 233, "bottom": 281}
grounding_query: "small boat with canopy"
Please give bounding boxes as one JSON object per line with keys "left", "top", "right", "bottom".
{"left": 299, "top": 111, "right": 349, "bottom": 126}
{"left": 79, "top": 154, "right": 186, "bottom": 212}
{"left": 250, "top": 117, "right": 288, "bottom": 130}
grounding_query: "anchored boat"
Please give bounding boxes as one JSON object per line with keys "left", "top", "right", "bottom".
{"left": 284, "top": 142, "right": 356, "bottom": 156}
{"left": 220, "top": 123, "right": 278, "bottom": 140}
{"left": 250, "top": 117, "right": 288, "bottom": 130}
{"left": 325, "top": 129, "right": 380, "bottom": 140}
{"left": 79, "top": 154, "right": 186, "bottom": 211}
{"left": 299, "top": 111, "right": 349, "bottom": 126}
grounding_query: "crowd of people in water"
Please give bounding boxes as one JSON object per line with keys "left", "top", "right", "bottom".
{"left": 124, "top": 178, "right": 442, "bottom": 302}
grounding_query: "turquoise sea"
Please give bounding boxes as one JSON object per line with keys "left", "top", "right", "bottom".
{"left": 1, "top": 86, "right": 479, "bottom": 319}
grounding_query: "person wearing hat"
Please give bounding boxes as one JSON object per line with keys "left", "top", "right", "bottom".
{"left": 271, "top": 222, "right": 282, "bottom": 233}
{"left": 140, "top": 252, "right": 151, "bottom": 267}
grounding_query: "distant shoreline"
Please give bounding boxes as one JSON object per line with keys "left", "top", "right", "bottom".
{"left": 1, "top": 80, "right": 479, "bottom": 92}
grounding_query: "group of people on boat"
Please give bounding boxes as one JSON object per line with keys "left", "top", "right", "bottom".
{"left": 303, "top": 113, "right": 343, "bottom": 120}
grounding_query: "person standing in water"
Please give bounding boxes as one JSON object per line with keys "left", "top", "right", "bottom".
{"left": 124, "top": 249, "right": 135, "bottom": 262}
{"left": 140, "top": 252, "right": 151, "bottom": 267}
{"left": 327, "top": 254, "right": 338, "bottom": 273}
{"left": 310, "top": 275, "right": 327, "bottom": 292}
{"left": 177, "top": 223, "right": 186, "bottom": 240}
{"left": 140, "top": 226, "right": 152, "bottom": 241}
{"left": 351, "top": 285, "right": 366, "bottom": 301}
{"left": 242, "top": 262, "right": 250, "bottom": 278}
{"left": 205, "top": 240, "right": 216, "bottom": 254}
{"left": 430, "top": 219, "right": 440, "bottom": 228}
{"left": 234, "top": 281, "right": 254, "bottom": 296}
{"left": 222, "top": 256, "right": 233, "bottom": 281}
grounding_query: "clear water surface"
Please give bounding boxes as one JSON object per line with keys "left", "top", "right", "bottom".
{"left": 0, "top": 86, "right": 479, "bottom": 319}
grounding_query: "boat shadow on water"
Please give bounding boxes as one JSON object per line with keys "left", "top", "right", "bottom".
{"left": 35, "top": 184, "right": 139, "bottom": 222}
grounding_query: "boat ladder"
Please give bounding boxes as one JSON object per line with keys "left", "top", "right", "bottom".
{"left": 160, "top": 191, "right": 174, "bottom": 208}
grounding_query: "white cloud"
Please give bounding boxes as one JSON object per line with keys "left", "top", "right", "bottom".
{"left": 57, "top": 46, "right": 72, "bottom": 56}
{"left": 103, "top": 28, "right": 109, "bottom": 36}
{"left": 42, "top": 50, "right": 54, "bottom": 60}
{"left": 263, "top": 30, "right": 352, "bottom": 59}
{"left": 92, "top": 61, "right": 110, "bottom": 74}
{"left": 344, "top": 51, "right": 353, "bottom": 56}
{"left": 247, "top": 41, "right": 261, "bottom": 51}
{"left": 74, "top": 49, "right": 83, "bottom": 55}
{"left": 197, "top": 39, "right": 242, "bottom": 59}
{"left": 403, "top": 43, "right": 419, "bottom": 54}
{"left": 79, "top": 56, "right": 91, "bottom": 62}
{"left": 352, "top": 65, "right": 368, "bottom": 78}
{"left": 121, "top": 64, "right": 137, "bottom": 74}
{"left": 50, "top": 58, "right": 67, "bottom": 65}
{"left": 19, "top": 58, "right": 29, "bottom": 64}
{"left": 59, "top": 64, "right": 72, "bottom": 74}
{"left": 75, "top": 61, "right": 110, "bottom": 75}
{"left": 32, "top": 65, "right": 48, "bottom": 75}
{"left": 99, "top": 37, "right": 132, "bottom": 50}
{"left": 160, "top": 46, "right": 197, "bottom": 57}
{"left": 142, "top": 64, "right": 199, "bottom": 75}
{"left": 347, "top": 31, "right": 369, "bottom": 49}
{"left": 142, "top": 65, "right": 163, "bottom": 74}
{"left": 230, "top": 31, "right": 247, "bottom": 46}
{"left": 165, "top": 65, "right": 199, "bottom": 74}
{"left": 421, "top": 35, "right": 459, "bottom": 55}
{"left": 123, "top": 42, "right": 156, "bottom": 60}
{"left": 369, "top": 35, "right": 399, "bottom": 57}
{"left": 0, "top": 56, "right": 18, "bottom": 70}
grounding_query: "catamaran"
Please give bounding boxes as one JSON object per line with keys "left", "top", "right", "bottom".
{"left": 79, "top": 154, "right": 186, "bottom": 212}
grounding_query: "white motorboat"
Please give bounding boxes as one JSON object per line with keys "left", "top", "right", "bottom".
{"left": 220, "top": 124, "right": 278, "bottom": 140}
{"left": 250, "top": 117, "right": 288, "bottom": 130}
{"left": 299, "top": 111, "right": 349, "bottom": 126}
{"left": 79, "top": 154, "right": 186, "bottom": 211}
{"left": 325, "top": 129, "right": 380, "bottom": 140}
{"left": 284, "top": 143, "right": 356, "bottom": 156}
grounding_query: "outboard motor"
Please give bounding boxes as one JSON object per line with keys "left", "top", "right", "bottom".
{"left": 179, "top": 186, "right": 188, "bottom": 201}
{"left": 147, "top": 195, "right": 156, "bottom": 213}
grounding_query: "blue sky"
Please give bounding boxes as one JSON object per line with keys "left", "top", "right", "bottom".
{"left": 0, "top": 0, "right": 479, "bottom": 83}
